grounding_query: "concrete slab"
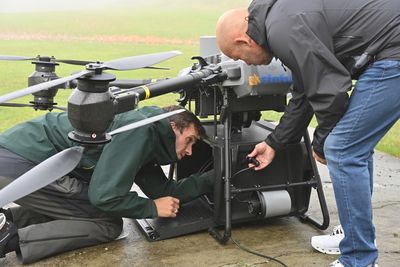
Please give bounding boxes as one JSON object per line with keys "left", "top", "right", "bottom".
{"left": 2, "top": 151, "right": 399, "bottom": 267}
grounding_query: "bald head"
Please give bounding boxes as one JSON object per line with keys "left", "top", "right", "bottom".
{"left": 215, "top": 8, "right": 249, "bottom": 56}
{"left": 215, "top": 8, "right": 273, "bottom": 65}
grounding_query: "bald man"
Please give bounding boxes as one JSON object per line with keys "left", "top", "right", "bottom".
{"left": 216, "top": 1, "right": 400, "bottom": 267}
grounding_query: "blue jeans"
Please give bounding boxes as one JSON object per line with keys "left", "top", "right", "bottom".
{"left": 324, "top": 60, "right": 400, "bottom": 267}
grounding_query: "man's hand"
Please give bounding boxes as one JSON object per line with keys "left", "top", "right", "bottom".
{"left": 247, "top": 141, "right": 276, "bottom": 171}
{"left": 312, "top": 150, "right": 327, "bottom": 165}
{"left": 154, "top": 196, "right": 180, "bottom": 218}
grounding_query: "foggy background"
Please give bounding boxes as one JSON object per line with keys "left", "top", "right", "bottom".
{"left": 0, "top": 0, "right": 248, "bottom": 13}
{"left": 0, "top": 0, "right": 141, "bottom": 12}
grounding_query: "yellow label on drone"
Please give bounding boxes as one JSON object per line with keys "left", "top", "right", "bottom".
{"left": 248, "top": 74, "right": 261, "bottom": 86}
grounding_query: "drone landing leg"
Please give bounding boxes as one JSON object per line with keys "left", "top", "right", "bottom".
{"left": 209, "top": 88, "right": 232, "bottom": 244}
{"left": 298, "top": 131, "right": 330, "bottom": 230}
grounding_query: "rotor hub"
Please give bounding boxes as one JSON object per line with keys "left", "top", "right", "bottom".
{"left": 68, "top": 131, "right": 112, "bottom": 145}
{"left": 29, "top": 98, "right": 57, "bottom": 111}
{"left": 85, "top": 62, "right": 104, "bottom": 74}
{"left": 31, "top": 57, "right": 59, "bottom": 72}
{"left": 76, "top": 72, "right": 116, "bottom": 93}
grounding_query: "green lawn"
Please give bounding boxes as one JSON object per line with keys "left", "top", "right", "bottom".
{"left": 0, "top": 0, "right": 398, "bottom": 157}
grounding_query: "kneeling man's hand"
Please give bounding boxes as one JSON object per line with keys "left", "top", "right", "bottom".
{"left": 154, "top": 196, "right": 180, "bottom": 217}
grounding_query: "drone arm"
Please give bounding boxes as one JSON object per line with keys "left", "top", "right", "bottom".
{"left": 68, "top": 79, "right": 168, "bottom": 89}
{"left": 113, "top": 67, "right": 228, "bottom": 115}
{"left": 110, "top": 79, "right": 166, "bottom": 89}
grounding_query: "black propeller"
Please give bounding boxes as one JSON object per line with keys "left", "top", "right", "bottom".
{"left": 0, "top": 55, "right": 170, "bottom": 68}
{"left": 0, "top": 55, "right": 94, "bottom": 66}
{"left": 0, "top": 50, "right": 181, "bottom": 103}
{"left": 0, "top": 55, "right": 36, "bottom": 61}
{"left": 0, "top": 109, "right": 184, "bottom": 207}
{"left": 0, "top": 102, "right": 67, "bottom": 111}
{"left": 98, "top": 52, "right": 179, "bottom": 70}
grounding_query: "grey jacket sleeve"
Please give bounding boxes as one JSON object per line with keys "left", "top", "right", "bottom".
{"left": 266, "top": 13, "right": 352, "bottom": 157}
{"left": 266, "top": 84, "right": 314, "bottom": 151}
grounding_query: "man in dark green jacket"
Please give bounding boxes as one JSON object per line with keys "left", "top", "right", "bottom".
{"left": 0, "top": 105, "right": 214, "bottom": 264}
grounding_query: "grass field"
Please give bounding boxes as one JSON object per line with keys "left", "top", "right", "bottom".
{"left": 0, "top": 0, "right": 398, "bottom": 157}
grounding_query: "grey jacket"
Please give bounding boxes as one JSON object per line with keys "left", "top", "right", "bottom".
{"left": 247, "top": 0, "right": 400, "bottom": 157}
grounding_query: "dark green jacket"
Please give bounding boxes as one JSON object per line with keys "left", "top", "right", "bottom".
{"left": 0, "top": 106, "right": 214, "bottom": 218}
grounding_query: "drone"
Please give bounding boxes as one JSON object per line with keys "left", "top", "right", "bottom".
{"left": 0, "top": 40, "right": 330, "bottom": 245}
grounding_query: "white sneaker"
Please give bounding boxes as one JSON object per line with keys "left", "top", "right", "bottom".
{"left": 329, "top": 259, "right": 379, "bottom": 267}
{"left": 311, "top": 225, "right": 344, "bottom": 255}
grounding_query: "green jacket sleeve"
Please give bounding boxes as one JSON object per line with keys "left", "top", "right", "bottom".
{"left": 135, "top": 164, "right": 215, "bottom": 203}
{"left": 88, "top": 126, "right": 158, "bottom": 219}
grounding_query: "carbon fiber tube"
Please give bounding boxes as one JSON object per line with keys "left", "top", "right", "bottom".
{"left": 114, "top": 68, "right": 227, "bottom": 114}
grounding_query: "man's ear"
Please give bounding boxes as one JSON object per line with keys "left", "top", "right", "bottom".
{"left": 234, "top": 35, "right": 252, "bottom": 47}
{"left": 170, "top": 122, "right": 176, "bottom": 129}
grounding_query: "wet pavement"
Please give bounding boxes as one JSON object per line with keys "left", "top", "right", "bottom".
{"left": 2, "top": 151, "right": 399, "bottom": 267}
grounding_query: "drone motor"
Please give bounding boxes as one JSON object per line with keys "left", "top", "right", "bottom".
{"left": 29, "top": 57, "right": 61, "bottom": 111}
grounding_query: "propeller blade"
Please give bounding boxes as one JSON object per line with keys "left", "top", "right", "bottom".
{"left": 0, "top": 103, "right": 67, "bottom": 111}
{"left": 0, "top": 70, "right": 92, "bottom": 103}
{"left": 0, "top": 146, "right": 84, "bottom": 207}
{"left": 0, "top": 103, "right": 34, "bottom": 108}
{"left": 53, "top": 106, "right": 68, "bottom": 111}
{"left": 56, "top": 59, "right": 96, "bottom": 66}
{"left": 102, "top": 50, "right": 181, "bottom": 71}
{"left": 0, "top": 55, "right": 36, "bottom": 61}
{"left": 144, "top": 66, "right": 170, "bottom": 70}
{"left": 109, "top": 109, "right": 185, "bottom": 136}
{"left": 0, "top": 55, "right": 96, "bottom": 66}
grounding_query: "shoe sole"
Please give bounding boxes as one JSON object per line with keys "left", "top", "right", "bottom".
{"left": 312, "top": 244, "right": 340, "bottom": 255}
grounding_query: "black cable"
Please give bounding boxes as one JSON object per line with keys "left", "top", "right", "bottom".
{"left": 229, "top": 166, "right": 288, "bottom": 267}
{"left": 231, "top": 166, "right": 253, "bottom": 180}
{"left": 231, "top": 237, "right": 288, "bottom": 267}
{"left": 231, "top": 155, "right": 260, "bottom": 180}
{"left": 231, "top": 167, "right": 254, "bottom": 202}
